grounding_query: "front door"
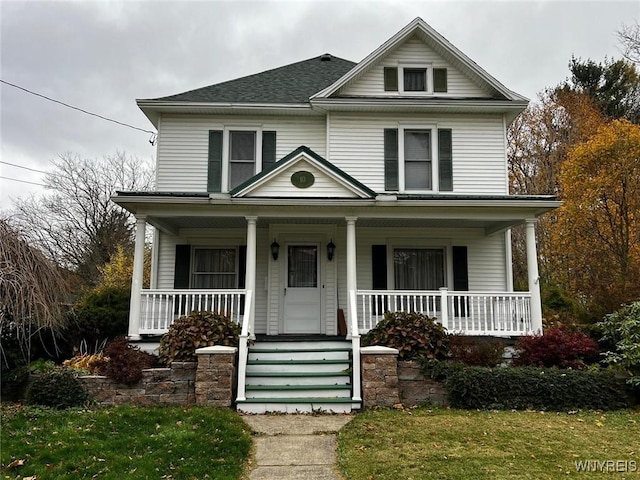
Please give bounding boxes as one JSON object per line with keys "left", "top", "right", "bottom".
{"left": 284, "top": 244, "right": 321, "bottom": 333}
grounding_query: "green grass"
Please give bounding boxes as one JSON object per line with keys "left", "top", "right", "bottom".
{"left": 1, "top": 404, "right": 252, "bottom": 480}
{"left": 338, "top": 408, "right": 640, "bottom": 479}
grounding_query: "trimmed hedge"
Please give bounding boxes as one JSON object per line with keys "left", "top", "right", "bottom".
{"left": 426, "top": 362, "right": 631, "bottom": 411}
{"left": 25, "top": 367, "right": 88, "bottom": 409}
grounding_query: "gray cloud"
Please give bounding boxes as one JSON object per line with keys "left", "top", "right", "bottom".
{"left": 1, "top": 0, "right": 637, "bottom": 207}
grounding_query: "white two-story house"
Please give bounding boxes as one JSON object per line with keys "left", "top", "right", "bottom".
{"left": 114, "top": 18, "right": 559, "bottom": 412}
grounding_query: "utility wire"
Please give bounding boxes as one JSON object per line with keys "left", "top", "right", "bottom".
{"left": 0, "top": 160, "right": 49, "bottom": 175}
{"left": 0, "top": 175, "right": 47, "bottom": 187}
{"left": 0, "top": 79, "right": 157, "bottom": 135}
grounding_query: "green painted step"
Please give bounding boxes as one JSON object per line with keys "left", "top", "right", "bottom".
{"left": 247, "top": 359, "right": 348, "bottom": 365}
{"left": 245, "top": 384, "right": 351, "bottom": 391}
{"left": 249, "top": 347, "right": 351, "bottom": 353}
{"left": 237, "top": 397, "right": 355, "bottom": 404}
{"left": 246, "top": 371, "right": 350, "bottom": 378}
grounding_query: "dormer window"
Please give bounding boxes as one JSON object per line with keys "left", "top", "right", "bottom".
{"left": 384, "top": 66, "right": 447, "bottom": 94}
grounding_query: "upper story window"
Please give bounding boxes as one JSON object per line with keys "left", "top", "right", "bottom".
{"left": 384, "top": 66, "right": 448, "bottom": 94}
{"left": 207, "top": 129, "right": 276, "bottom": 193}
{"left": 384, "top": 127, "right": 452, "bottom": 193}
{"left": 229, "top": 131, "right": 256, "bottom": 190}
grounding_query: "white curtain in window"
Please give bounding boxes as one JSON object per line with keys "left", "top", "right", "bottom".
{"left": 192, "top": 249, "right": 236, "bottom": 289}
{"left": 394, "top": 248, "right": 444, "bottom": 290}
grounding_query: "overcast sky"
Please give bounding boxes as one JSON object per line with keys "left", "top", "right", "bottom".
{"left": 1, "top": 0, "right": 638, "bottom": 209}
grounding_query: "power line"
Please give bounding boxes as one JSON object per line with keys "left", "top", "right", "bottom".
{"left": 0, "top": 160, "right": 49, "bottom": 175}
{"left": 0, "top": 79, "right": 157, "bottom": 136}
{"left": 0, "top": 175, "right": 47, "bottom": 187}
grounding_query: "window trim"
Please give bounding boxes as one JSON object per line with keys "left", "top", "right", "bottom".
{"left": 221, "top": 126, "right": 263, "bottom": 192}
{"left": 398, "top": 124, "right": 439, "bottom": 193}
{"left": 190, "top": 246, "right": 239, "bottom": 289}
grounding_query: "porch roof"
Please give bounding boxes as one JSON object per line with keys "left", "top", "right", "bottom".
{"left": 112, "top": 191, "right": 560, "bottom": 236}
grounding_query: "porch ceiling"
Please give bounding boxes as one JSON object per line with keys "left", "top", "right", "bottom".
{"left": 143, "top": 214, "right": 519, "bottom": 235}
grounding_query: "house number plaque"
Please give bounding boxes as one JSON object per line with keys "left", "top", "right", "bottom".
{"left": 291, "top": 171, "right": 315, "bottom": 188}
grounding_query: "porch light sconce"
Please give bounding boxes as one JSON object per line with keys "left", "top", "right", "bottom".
{"left": 270, "top": 240, "right": 280, "bottom": 261}
{"left": 327, "top": 240, "right": 336, "bottom": 261}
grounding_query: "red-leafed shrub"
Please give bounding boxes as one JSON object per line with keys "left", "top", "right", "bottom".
{"left": 513, "top": 326, "right": 599, "bottom": 369}
{"left": 95, "top": 337, "right": 158, "bottom": 385}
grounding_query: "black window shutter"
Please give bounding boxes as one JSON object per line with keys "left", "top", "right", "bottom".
{"left": 384, "top": 67, "right": 398, "bottom": 92}
{"left": 371, "top": 245, "right": 388, "bottom": 290}
{"left": 262, "top": 131, "right": 277, "bottom": 171}
{"left": 174, "top": 245, "right": 191, "bottom": 289}
{"left": 433, "top": 68, "right": 448, "bottom": 93}
{"left": 207, "top": 130, "right": 223, "bottom": 192}
{"left": 452, "top": 246, "right": 469, "bottom": 291}
{"left": 384, "top": 129, "right": 399, "bottom": 191}
{"left": 238, "top": 245, "right": 247, "bottom": 289}
{"left": 438, "top": 129, "right": 453, "bottom": 192}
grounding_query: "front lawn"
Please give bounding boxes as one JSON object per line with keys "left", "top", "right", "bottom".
{"left": 1, "top": 404, "right": 251, "bottom": 480}
{"left": 338, "top": 408, "right": 640, "bottom": 479}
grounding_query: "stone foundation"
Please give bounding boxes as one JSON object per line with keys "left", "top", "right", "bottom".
{"left": 80, "top": 361, "right": 196, "bottom": 406}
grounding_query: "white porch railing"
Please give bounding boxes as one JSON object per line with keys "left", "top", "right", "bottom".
{"left": 139, "top": 289, "right": 246, "bottom": 334}
{"left": 356, "top": 288, "right": 533, "bottom": 336}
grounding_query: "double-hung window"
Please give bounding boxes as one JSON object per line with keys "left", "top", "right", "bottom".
{"left": 384, "top": 126, "right": 452, "bottom": 193}
{"left": 229, "top": 131, "right": 256, "bottom": 190}
{"left": 192, "top": 248, "right": 237, "bottom": 289}
{"left": 404, "top": 129, "right": 432, "bottom": 190}
{"left": 207, "top": 129, "right": 276, "bottom": 193}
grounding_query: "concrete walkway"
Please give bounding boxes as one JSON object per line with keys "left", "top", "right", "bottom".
{"left": 242, "top": 415, "right": 353, "bottom": 480}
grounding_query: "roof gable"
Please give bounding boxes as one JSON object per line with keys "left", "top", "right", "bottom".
{"left": 230, "top": 146, "right": 376, "bottom": 199}
{"left": 311, "top": 17, "right": 527, "bottom": 102}
{"left": 144, "top": 55, "right": 356, "bottom": 105}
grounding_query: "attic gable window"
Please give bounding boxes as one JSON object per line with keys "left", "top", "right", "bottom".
{"left": 403, "top": 68, "right": 426, "bottom": 92}
{"left": 384, "top": 65, "right": 448, "bottom": 94}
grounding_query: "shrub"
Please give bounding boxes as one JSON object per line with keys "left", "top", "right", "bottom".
{"left": 513, "top": 326, "right": 599, "bottom": 369}
{"left": 0, "top": 365, "right": 30, "bottom": 401}
{"left": 448, "top": 335, "right": 505, "bottom": 367}
{"left": 361, "top": 311, "right": 448, "bottom": 360}
{"left": 158, "top": 311, "right": 240, "bottom": 364}
{"left": 95, "top": 337, "right": 157, "bottom": 385}
{"left": 67, "top": 286, "right": 130, "bottom": 347}
{"left": 598, "top": 301, "right": 640, "bottom": 388}
{"left": 430, "top": 364, "right": 631, "bottom": 411}
{"left": 25, "top": 367, "right": 88, "bottom": 408}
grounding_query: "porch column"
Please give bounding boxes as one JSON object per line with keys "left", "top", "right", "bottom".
{"left": 525, "top": 219, "right": 543, "bottom": 333}
{"left": 346, "top": 216, "right": 358, "bottom": 295}
{"left": 245, "top": 216, "right": 257, "bottom": 334}
{"left": 128, "top": 215, "right": 147, "bottom": 341}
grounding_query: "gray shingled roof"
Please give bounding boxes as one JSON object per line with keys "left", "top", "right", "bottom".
{"left": 149, "top": 54, "right": 356, "bottom": 104}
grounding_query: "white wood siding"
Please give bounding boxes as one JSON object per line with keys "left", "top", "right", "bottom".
{"left": 339, "top": 37, "right": 489, "bottom": 98}
{"left": 155, "top": 115, "right": 326, "bottom": 192}
{"left": 247, "top": 159, "right": 360, "bottom": 198}
{"left": 329, "top": 112, "right": 508, "bottom": 194}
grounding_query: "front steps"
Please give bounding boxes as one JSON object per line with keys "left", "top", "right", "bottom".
{"left": 236, "top": 338, "right": 361, "bottom": 414}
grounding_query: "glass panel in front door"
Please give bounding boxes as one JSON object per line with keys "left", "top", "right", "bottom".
{"left": 288, "top": 246, "right": 318, "bottom": 288}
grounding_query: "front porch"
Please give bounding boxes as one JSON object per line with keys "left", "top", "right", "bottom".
{"left": 114, "top": 191, "right": 559, "bottom": 412}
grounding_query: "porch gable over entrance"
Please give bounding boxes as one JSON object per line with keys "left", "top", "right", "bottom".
{"left": 229, "top": 146, "right": 376, "bottom": 199}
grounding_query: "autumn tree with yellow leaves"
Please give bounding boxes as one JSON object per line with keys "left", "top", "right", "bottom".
{"left": 551, "top": 119, "right": 640, "bottom": 317}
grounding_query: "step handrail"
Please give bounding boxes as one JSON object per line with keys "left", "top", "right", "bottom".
{"left": 236, "top": 289, "right": 253, "bottom": 402}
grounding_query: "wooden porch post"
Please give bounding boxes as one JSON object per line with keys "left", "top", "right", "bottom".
{"left": 345, "top": 216, "right": 358, "bottom": 298}
{"left": 128, "top": 215, "right": 146, "bottom": 341}
{"left": 245, "top": 216, "right": 257, "bottom": 337}
{"left": 525, "top": 219, "right": 543, "bottom": 333}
